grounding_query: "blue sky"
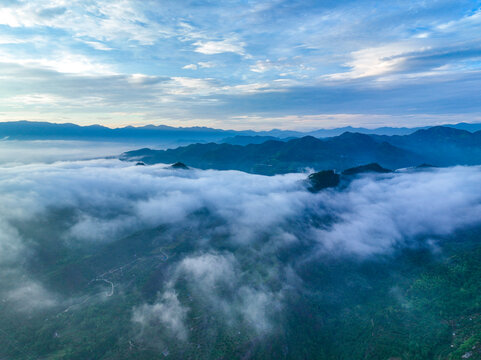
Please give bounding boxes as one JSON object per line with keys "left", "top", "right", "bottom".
{"left": 0, "top": 0, "right": 481, "bottom": 130}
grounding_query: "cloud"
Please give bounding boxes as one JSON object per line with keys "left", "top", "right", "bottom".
{"left": 312, "top": 166, "right": 481, "bottom": 256}
{"left": 193, "top": 39, "right": 246, "bottom": 55}
{"left": 237, "top": 285, "right": 282, "bottom": 334}
{"left": 162, "top": 252, "right": 284, "bottom": 335}
{"left": 182, "top": 64, "right": 198, "bottom": 70}
{"left": 329, "top": 43, "right": 416, "bottom": 79}
{"left": 250, "top": 59, "right": 276, "bottom": 73}
{"left": 81, "top": 40, "right": 113, "bottom": 51}
{"left": 0, "top": 0, "right": 167, "bottom": 45}
{"left": 183, "top": 62, "right": 217, "bottom": 70}
{"left": 132, "top": 289, "right": 188, "bottom": 341}
{"left": 436, "top": 8, "right": 481, "bottom": 32}
{"left": 0, "top": 34, "right": 28, "bottom": 44}
{"left": 3, "top": 153, "right": 481, "bottom": 343}
{"left": 0, "top": 219, "right": 24, "bottom": 265}
{"left": 177, "top": 253, "right": 236, "bottom": 287}
{"left": 6, "top": 281, "right": 59, "bottom": 312}
{"left": 130, "top": 251, "right": 282, "bottom": 343}
{"left": 0, "top": 48, "right": 115, "bottom": 75}
{"left": 2, "top": 158, "right": 481, "bottom": 255}
{"left": 1, "top": 156, "right": 481, "bottom": 333}
{"left": 328, "top": 40, "right": 481, "bottom": 80}
{"left": 198, "top": 61, "right": 215, "bottom": 68}
{"left": 1, "top": 1, "right": 481, "bottom": 128}
{"left": 0, "top": 140, "right": 140, "bottom": 165}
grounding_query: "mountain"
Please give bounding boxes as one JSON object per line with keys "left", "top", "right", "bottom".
{"left": 0, "top": 121, "right": 252, "bottom": 145}
{"left": 3, "top": 120, "right": 481, "bottom": 145}
{"left": 0, "top": 121, "right": 301, "bottom": 145}
{"left": 307, "top": 163, "right": 391, "bottom": 192}
{"left": 307, "top": 125, "right": 425, "bottom": 137}
{"left": 341, "top": 162, "right": 392, "bottom": 175}
{"left": 220, "top": 135, "right": 284, "bottom": 145}
{"left": 307, "top": 122, "right": 481, "bottom": 137}
{"left": 121, "top": 126, "right": 481, "bottom": 175}
{"left": 307, "top": 170, "right": 340, "bottom": 192}
{"left": 121, "top": 133, "right": 421, "bottom": 175}
{"left": 376, "top": 126, "right": 481, "bottom": 166}
{"left": 447, "top": 122, "right": 481, "bottom": 132}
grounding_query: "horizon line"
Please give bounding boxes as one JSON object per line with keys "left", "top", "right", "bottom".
{"left": 1, "top": 119, "right": 480, "bottom": 133}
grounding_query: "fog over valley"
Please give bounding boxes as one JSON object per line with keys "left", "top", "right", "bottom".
{"left": 0, "top": 140, "right": 162, "bottom": 166}
{"left": 2, "top": 151, "right": 481, "bottom": 358}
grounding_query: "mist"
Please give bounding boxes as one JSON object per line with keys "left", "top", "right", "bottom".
{"left": 2, "top": 159, "right": 480, "bottom": 251}
{"left": 1, "top": 158, "right": 481, "bottom": 357}
{"left": 0, "top": 139, "right": 168, "bottom": 166}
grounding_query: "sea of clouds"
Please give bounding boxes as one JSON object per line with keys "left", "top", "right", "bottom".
{"left": 2, "top": 157, "right": 481, "bottom": 343}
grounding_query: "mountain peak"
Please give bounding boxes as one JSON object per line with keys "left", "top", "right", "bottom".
{"left": 342, "top": 163, "right": 392, "bottom": 175}
{"left": 412, "top": 126, "right": 472, "bottom": 137}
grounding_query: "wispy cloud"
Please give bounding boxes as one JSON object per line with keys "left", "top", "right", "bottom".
{"left": 193, "top": 38, "right": 246, "bottom": 55}
{"left": 0, "top": 0, "right": 481, "bottom": 128}
{"left": 182, "top": 64, "right": 198, "bottom": 70}
{"left": 0, "top": 48, "right": 115, "bottom": 74}
{"left": 0, "top": 0, "right": 168, "bottom": 45}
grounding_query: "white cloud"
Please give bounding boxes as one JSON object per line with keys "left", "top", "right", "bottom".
{"left": 182, "top": 62, "right": 216, "bottom": 70}
{"left": 182, "top": 64, "right": 198, "bottom": 70}
{"left": 132, "top": 289, "right": 188, "bottom": 341}
{"left": 328, "top": 42, "right": 420, "bottom": 79}
{"left": 0, "top": 140, "right": 141, "bottom": 166}
{"left": 170, "top": 252, "right": 283, "bottom": 334}
{"left": 4, "top": 93, "right": 70, "bottom": 106}
{"left": 81, "top": 40, "right": 113, "bottom": 51}
{"left": 2, "top": 154, "right": 481, "bottom": 341}
{"left": 0, "top": 219, "right": 24, "bottom": 265}
{"left": 221, "top": 81, "right": 290, "bottom": 94}
{"left": 0, "top": 35, "right": 28, "bottom": 44}
{"left": 436, "top": 8, "right": 481, "bottom": 32}
{"left": 6, "top": 281, "right": 59, "bottom": 312}
{"left": 0, "top": 48, "right": 115, "bottom": 74}
{"left": 250, "top": 59, "right": 274, "bottom": 73}
{"left": 167, "top": 76, "right": 218, "bottom": 95}
{"left": 0, "top": 0, "right": 168, "bottom": 45}
{"left": 312, "top": 166, "right": 481, "bottom": 256}
{"left": 238, "top": 286, "right": 282, "bottom": 334}
{"left": 177, "top": 253, "right": 237, "bottom": 289}
{"left": 3, "top": 158, "right": 481, "bottom": 254}
{"left": 198, "top": 61, "right": 215, "bottom": 68}
{"left": 193, "top": 39, "right": 246, "bottom": 55}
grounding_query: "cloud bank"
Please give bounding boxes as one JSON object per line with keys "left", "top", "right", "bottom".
{"left": 1, "top": 159, "right": 481, "bottom": 343}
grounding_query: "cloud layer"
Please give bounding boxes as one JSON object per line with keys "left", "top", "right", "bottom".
{"left": 2, "top": 158, "right": 481, "bottom": 343}
{"left": 0, "top": 1, "right": 481, "bottom": 129}
{"left": 2, "top": 159, "right": 480, "bottom": 252}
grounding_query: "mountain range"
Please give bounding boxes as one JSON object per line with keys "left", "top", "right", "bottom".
{"left": 121, "top": 126, "right": 481, "bottom": 175}
{"left": 3, "top": 120, "right": 481, "bottom": 144}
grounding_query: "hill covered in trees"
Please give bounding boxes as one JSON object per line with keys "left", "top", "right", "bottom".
{"left": 121, "top": 126, "right": 481, "bottom": 174}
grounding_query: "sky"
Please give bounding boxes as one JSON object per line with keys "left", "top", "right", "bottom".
{"left": 0, "top": 0, "right": 481, "bottom": 130}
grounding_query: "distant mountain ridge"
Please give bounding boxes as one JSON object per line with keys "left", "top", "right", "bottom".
{"left": 121, "top": 126, "right": 481, "bottom": 175}
{"left": 120, "top": 133, "right": 421, "bottom": 175}
{"left": 0, "top": 120, "right": 255, "bottom": 145}
{"left": 373, "top": 126, "right": 481, "bottom": 166}
{"left": 2, "top": 120, "right": 481, "bottom": 145}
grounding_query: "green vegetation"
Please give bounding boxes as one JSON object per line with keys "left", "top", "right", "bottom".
{"left": 307, "top": 170, "right": 340, "bottom": 192}
{"left": 342, "top": 162, "right": 392, "bottom": 175}
{"left": 2, "top": 214, "right": 481, "bottom": 359}
{"left": 121, "top": 126, "right": 481, "bottom": 175}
